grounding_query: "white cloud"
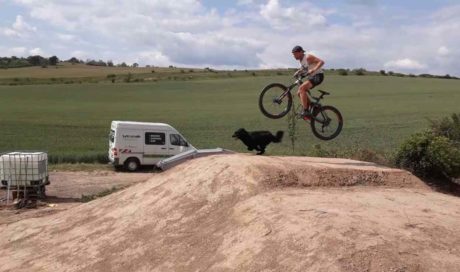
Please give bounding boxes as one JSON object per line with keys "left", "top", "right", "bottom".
{"left": 137, "top": 51, "right": 171, "bottom": 67}
{"left": 57, "top": 33, "right": 76, "bottom": 42}
{"left": 438, "top": 46, "right": 449, "bottom": 56}
{"left": 384, "top": 58, "right": 426, "bottom": 70}
{"left": 259, "top": 0, "right": 328, "bottom": 30}
{"left": 29, "top": 47, "right": 44, "bottom": 56}
{"left": 0, "top": 46, "right": 28, "bottom": 56}
{"left": 10, "top": 46, "right": 28, "bottom": 55}
{"left": 237, "top": 0, "right": 255, "bottom": 5}
{"left": 70, "top": 50, "right": 89, "bottom": 59}
{"left": 1, "top": 1, "right": 459, "bottom": 75}
{"left": 1, "top": 15, "right": 36, "bottom": 37}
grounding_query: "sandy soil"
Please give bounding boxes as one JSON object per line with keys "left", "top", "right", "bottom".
{"left": 0, "top": 154, "right": 459, "bottom": 272}
{"left": 0, "top": 170, "right": 153, "bottom": 225}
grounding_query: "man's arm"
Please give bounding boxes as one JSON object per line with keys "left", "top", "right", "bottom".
{"left": 306, "top": 54, "right": 325, "bottom": 74}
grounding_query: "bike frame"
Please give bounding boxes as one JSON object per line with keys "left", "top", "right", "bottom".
{"left": 275, "top": 77, "right": 329, "bottom": 123}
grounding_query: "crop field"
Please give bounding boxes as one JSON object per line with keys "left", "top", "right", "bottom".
{"left": 0, "top": 65, "right": 459, "bottom": 163}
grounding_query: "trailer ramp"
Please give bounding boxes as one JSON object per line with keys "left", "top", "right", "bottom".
{"left": 157, "top": 148, "right": 234, "bottom": 171}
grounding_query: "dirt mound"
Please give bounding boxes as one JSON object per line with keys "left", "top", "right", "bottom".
{"left": 1, "top": 154, "right": 459, "bottom": 272}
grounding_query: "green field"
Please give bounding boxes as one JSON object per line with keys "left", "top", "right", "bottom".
{"left": 0, "top": 66, "right": 459, "bottom": 163}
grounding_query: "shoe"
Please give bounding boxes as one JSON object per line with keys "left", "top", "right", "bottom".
{"left": 301, "top": 109, "right": 312, "bottom": 120}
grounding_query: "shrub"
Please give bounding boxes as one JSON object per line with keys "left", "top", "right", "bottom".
{"left": 48, "top": 153, "right": 109, "bottom": 164}
{"left": 419, "top": 73, "right": 433, "bottom": 78}
{"left": 429, "top": 113, "right": 460, "bottom": 143}
{"left": 395, "top": 114, "right": 460, "bottom": 181}
{"left": 338, "top": 69, "right": 348, "bottom": 76}
{"left": 353, "top": 68, "right": 366, "bottom": 76}
{"left": 124, "top": 73, "right": 132, "bottom": 82}
{"left": 380, "top": 70, "right": 386, "bottom": 75}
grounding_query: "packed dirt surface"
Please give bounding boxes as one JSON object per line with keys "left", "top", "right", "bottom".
{"left": 1, "top": 154, "right": 459, "bottom": 272}
{"left": 0, "top": 170, "right": 153, "bottom": 225}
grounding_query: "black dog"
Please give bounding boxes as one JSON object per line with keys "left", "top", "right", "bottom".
{"left": 232, "top": 128, "right": 284, "bottom": 155}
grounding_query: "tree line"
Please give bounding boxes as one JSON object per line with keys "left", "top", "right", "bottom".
{"left": 0, "top": 55, "right": 139, "bottom": 68}
{"left": 0, "top": 55, "right": 59, "bottom": 68}
{"left": 0, "top": 55, "right": 458, "bottom": 79}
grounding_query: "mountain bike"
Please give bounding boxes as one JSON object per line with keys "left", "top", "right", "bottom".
{"left": 258, "top": 73, "right": 343, "bottom": 140}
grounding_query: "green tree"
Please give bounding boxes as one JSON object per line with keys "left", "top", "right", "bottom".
{"left": 49, "top": 56, "right": 59, "bottom": 65}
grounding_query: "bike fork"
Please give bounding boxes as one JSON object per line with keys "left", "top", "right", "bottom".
{"left": 275, "top": 89, "right": 292, "bottom": 103}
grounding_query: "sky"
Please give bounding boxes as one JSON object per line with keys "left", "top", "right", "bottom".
{"left": 0, "top": 0, "right": 459, "bottom": 75}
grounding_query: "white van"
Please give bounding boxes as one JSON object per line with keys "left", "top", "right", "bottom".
{"left": 108, "top": 121, "right": 195, "bottom": 171}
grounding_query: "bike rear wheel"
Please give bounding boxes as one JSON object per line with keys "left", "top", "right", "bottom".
{"left": 310, "top": 105, "right": 343, "bottom": 140}
{"left": 259, "top": 83, "right": 292, "bottom": 119}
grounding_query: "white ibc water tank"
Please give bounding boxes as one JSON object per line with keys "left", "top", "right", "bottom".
{"left": 0, "top": 152, "right": 48, "bottom": 187}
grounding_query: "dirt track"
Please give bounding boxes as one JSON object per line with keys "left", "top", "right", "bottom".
{"left": 0, "top": 154, "right": 459, "bottom": 272}
{"left": 0, "top": 170, "right": 152, "bottom": 225}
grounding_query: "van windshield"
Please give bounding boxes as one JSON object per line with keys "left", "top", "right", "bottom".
{"left": 109, "top": 130, "right": 115, "bottom": 143}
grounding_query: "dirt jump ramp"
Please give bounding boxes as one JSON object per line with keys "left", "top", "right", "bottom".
{"left": 1, "top": 154, "right": 459, "bottom": 272}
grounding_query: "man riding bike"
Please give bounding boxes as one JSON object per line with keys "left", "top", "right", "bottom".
{"left": 292, "top": 45, "right": 325, "bottom": 119}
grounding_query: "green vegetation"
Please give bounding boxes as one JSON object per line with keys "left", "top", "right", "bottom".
{"left": 0, "top": 65, "right": 459, "bottom": 166}
{"left": 49, "top": 163, "right": 112, "bottom": 172}
{"left": 0, "top": 62, "right": 296, "bottom": 85}
{"left": 395, "top": 113, "right": 460, "bottom": 182}
{"left": 81, "top": 186, "right": 125, "bottom": 202}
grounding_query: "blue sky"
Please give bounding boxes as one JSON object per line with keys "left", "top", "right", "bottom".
{"left": 1, "top": 0, "right": 459, "bottom": 75}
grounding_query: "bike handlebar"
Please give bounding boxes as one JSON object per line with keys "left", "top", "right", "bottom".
{"left": 293, "top": 70, "right": 310, "bottom": 80}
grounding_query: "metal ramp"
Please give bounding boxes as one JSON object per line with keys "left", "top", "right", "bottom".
{"left": 157, "top": 148, "right": 234, "bottom": 171}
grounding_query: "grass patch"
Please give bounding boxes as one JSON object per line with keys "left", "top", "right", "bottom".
{"left": 0, "top": 72, "right": 458, "bottom": 161}
{"left": 81, "top": 186, "right": 125, "bottom": 202}
{"left": 49, "top": 163, "right": 112, "bottom": 172}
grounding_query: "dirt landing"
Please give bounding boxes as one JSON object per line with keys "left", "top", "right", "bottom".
{"left": 0, "top": 154, "right": 459, "bottom": 272}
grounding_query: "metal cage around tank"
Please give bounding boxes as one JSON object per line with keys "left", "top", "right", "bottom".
{"left": 0, "top": 151, "right": 49, "bottom": 206}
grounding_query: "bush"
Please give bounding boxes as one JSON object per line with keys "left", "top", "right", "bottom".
{"left": 124, "top": 73, "right": 132, "bottom": 83}
{"left": 429, "top": 113, "right": 460, "bottom": 145}
{"left": 395, "top": 114, "right": 460, "bottom": 180}
{"left": 353, "top": 68, "right": 366, "bottom": 76}
{"left": 48, "top": 153, "right": 109, "bottom": 164}
{"left": 338, "top": 69, "right": 348, "bottom": 76}
{"left": 419, "top": 73, "right": 433, "bottom": 78}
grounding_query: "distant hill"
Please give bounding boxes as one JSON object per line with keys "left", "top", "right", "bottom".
{"left": 0, "top": 61, "right": 457, "bottom": 86}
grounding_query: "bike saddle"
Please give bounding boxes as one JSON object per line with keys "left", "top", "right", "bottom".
{"left": 318, "top": 90, "right": 330, "bottom": 96}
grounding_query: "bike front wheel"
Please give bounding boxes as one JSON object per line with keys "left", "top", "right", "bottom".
{"left": 259, "top": 83, "right": 293, "bottom": 119}
{"left": 310, "top": 105, "right": 343, "bottom": 140}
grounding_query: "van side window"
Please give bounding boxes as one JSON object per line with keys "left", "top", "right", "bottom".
{"left": 145, "top": 132, "right": 165, "bottom": 145}
{"left": 170, "top": 134, "right": 188, "bottom": 146}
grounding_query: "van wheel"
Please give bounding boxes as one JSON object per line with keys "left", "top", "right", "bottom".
{"left": 124, "top": 158, "right": 140, "bottom": 172}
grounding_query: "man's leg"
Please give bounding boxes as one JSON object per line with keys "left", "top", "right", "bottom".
{"left": 298, "top": 81, "right": 313, "bottom": 114}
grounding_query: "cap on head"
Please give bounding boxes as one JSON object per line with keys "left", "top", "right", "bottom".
{"left": 292, "top": 45, "right": 305, "bottom": 53}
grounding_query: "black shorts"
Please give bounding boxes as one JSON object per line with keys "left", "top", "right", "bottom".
{"left": 308, "top": 73, "right": 324, "bottom": 88}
